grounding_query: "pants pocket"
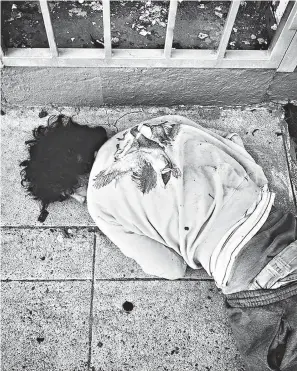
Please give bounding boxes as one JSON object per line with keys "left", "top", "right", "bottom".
{"left": 268, "top": 316, "right": 291, "bottom": 370}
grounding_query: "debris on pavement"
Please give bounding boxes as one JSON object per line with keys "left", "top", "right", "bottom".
{"left": 130, "top": 1, "right": 168, "bottom": 36}
{"left": 56, "top": 234, "right": 63, "bottom": 244}
{"left": 198, "top": 33, "right": 209, "bottom": 40}
{"left": 38, "top": 110, "right": 48, "bottom": 119}
{"left": 90, "top": 34, "right": 104, "bottom": 48}
{"left": 271, "top": 23, "right": 278, "bottom": 30}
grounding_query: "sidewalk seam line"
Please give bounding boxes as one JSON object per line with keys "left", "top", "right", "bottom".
{"left": 0, "top": 278, "right": 213, "bottom": 282}
{"left": 0, "top": 226, "right": 97, "bottom": 229}
{"left": 88, "top": 231, "right": 97, "bottom": 370}
{"left": 0, "top": 279, "right": 92, "bottom": 282}
{"left": 93, "top": 278, "right": 213, "bottom": 281}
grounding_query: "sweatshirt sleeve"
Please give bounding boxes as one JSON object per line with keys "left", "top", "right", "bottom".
{"left": 89, "top": 204, "right": 187, "bottom": 280}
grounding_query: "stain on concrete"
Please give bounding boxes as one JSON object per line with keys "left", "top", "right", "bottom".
{"left": 122, "top": 301, "right": 134, "bottom": 312}
{"left": 36, "top": 336, "right": 45, "bottom": 344}
{"left": 62, "top": 227, "right": 73, "bottom": 238}
{"left": 170, "top": 346, "right": 179, "bottom": 355}
{"left": 38, "top": 109, "right": 48, "bottom": 118}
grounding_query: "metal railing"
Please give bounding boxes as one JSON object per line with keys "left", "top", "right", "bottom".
{"left": 1, "top": 0, "right": 297, "bottom": 71}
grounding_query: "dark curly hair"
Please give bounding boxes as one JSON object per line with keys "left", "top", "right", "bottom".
{"left": 20, "top": 114, "right": 107, "bottom": 222}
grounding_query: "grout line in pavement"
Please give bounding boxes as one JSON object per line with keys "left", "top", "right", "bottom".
{"left": 93, "top": 277, "right": 214, "bottom": 282}
{"left": 1, "top": 277, "right": 213, "bottom": 283}
{"left": 0, "top": 278, "right": 92, "bottom": 282}
{"left": 87, "top": 232, "right": 97, "bottom": 370}
{"left": 0, "top": 225, "right": 97, "bottom": 230}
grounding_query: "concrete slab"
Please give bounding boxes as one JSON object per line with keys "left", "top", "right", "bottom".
{"left": 91, "top": 280, "right": 245, "bottom": 371}
{"left": 1, "top": 281, "right": 91, "bottom": 371}
{"left": 95, "top": 230, "right": 210, "bottom": 280}
{"left": 1, "top": 228, "right": 95, "bottom": 280}
{"left": 1, "top": 104, "right": 294, "bottom": 227}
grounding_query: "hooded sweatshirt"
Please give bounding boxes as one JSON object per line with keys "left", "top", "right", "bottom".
{"left": 87, "top": 115, "right": 274, "bottom": 290}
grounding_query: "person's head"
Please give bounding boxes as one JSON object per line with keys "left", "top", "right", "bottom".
{"left": 20, "top": 114, "right": 107, "bottom": 222}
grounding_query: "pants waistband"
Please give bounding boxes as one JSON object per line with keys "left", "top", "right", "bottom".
{"left": 225, "top": 282, "right": 297, "bottom": 308}
{"left": 249, "top": 241, "right": 297, "bottom": 290}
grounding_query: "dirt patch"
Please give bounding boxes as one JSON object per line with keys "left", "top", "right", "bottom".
{"left": 1, "top": 0, "right": 279, "bottom": 50}
{"left": 1, "top": 1, "right": 49, "bottom": 48}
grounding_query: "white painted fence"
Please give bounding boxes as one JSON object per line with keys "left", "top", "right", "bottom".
{"left": 1, "top": 0, "right": 297, "bottom": 71}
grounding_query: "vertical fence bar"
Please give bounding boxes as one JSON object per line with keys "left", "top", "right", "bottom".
{"left": 288, "top": 6, "right": 297, "bottom": 30}
{"left": 275, "top": 0, "right": 290, "bottom": 24}
{"left": 216, "top": 0, "right": 240, "bottom": 59}
{"left": 277, "top": 2, "right": 297, "bottom": 72}
{"left": 277, "top": 31, "right": 297, "bottom": 72}
{"left": 164, "top": 0, "right": 178, "bottom": 59}
{"left": 102, "top": 0, "right": 112, "bottom": 58}
{"left": 270, "top": 1, "right": 297, "bottom": 64}
{"left": 39, "top": 0, "right": 58, "bottom": 57}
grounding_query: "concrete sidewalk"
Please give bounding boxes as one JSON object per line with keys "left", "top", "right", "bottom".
{"left": 1, "top": 105, "right": 296, "bottom": 371}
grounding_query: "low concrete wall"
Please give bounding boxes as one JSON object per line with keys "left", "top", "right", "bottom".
{"left": 1, "top": 67, "right": 297, "bottom": 107}
{"left": 269, "top": 71, "right": 297, "bottom": 101}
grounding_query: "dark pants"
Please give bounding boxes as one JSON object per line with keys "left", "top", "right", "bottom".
{"left": 224, "top": 208, "right": 297, "bottom": 371}
{"left": 225, "top": 284, "right": 297, "bottom": 371}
